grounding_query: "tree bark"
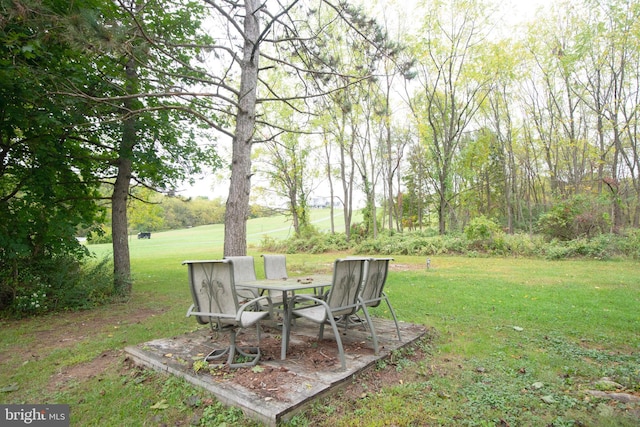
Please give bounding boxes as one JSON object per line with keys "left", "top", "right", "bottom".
{"left": 324, "top": 139, "right": 336, "bottom": 234}
{"left": 112, "top": 155, "right": 132, "bottom": 295}
{"left": 224, "top": 0, "right": 260, "bottom": 256}
{"left": 111, "top": 58, "right": 137, "bottom": 295}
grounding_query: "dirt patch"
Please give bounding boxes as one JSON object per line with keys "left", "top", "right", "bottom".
{"left": 390, "top": 263, "right": 429, "bottom": 272}
{"left": 0, "top": 307, "right": 164, "bottom": 394}
{"left": 48, "top": 350, "right": 122, "bottom": 393}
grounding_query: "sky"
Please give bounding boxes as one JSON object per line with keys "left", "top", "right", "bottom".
{"left": 180, "top": 0, "right": 556, "bottom": 201}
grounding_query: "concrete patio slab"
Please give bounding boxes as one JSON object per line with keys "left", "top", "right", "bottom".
{"left": 125, "top": 318, "right": 427, "bottom": 426}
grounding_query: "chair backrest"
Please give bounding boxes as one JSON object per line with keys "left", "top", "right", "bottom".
{"left": 325, "top": 258, "right": 367, "bottom": 316}
{"left": 262, "top": 254, "right": 288, "bottom": 279}
{"left": 224, "top": 256, "right": 257, "bottom": 283}
{"left": 184, "top": 260, "right": 239, "bottom": 326}
{"left": 360, "top": 258, "right": 394, "bottom": 308}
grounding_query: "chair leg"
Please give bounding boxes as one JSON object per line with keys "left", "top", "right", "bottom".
{"left": 360, "top": 305, "right": 379, "bottom": 355}
{"left": 324, "top": 316, "right": 346, "bottom": 370}
{"left": 204, "top": 329, "right": 261, "bottom": 368}
{"left": 384, "top": 296, "right": 402, "bottom": 342}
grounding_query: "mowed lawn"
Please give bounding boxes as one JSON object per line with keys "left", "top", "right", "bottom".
{"left": 1, "top": 215, "right": 639, "bottom": 426}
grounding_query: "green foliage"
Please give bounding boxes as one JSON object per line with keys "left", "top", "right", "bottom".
{"left": 617, "top": 228, "right": 640, "bottom": 259}
{"left": 283, "top": 231, "right": 350, "bottom": 254}
{"left": 12, "top": 278, "right": 49, "bottom": 315}
{"left": 355, "top": 230, "right": 467, "bottom": 256}
{"left": 257, "top": 221, "right": 639, "bottom": 260}
{"left": 351, "top": 228, "right": 635, "bottom": 260}
{"left": 537, "top": 195, "right": 611, "bottom": 241}
{"left": 1, "top": 255, "right": 115, "bottom": 317}
{"left": 128, "top": 189, "right": 165, "bottom": 232}
{"left": 87, "top": 196, "right": 236, "bottom": 243}
{"left": 199, "top": 402, "right": 245, "bottom": 426}
{"left": 259, "top": 235, "right": 284, "bottom": 252}
{"left": 541, "top": 234, "right": 629, "bottom": 260}
{"left": 87, "top": 225, "right": 113, "bottom": 244}
{"left": 499, "top": 233, "right": 546, "bottom": 257}
{"left": 464, "top": 215, "right": 504, "bottom": 249}
{"left": 1, "top": 0, "right": 112, "bottom": 310}
{"left": 1, "top": 0, "right": 105, "bottom": 279}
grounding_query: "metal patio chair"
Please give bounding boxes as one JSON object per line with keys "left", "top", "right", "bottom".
{"left": 261, "top": 254, "right": 288, "bottom": 280}
{"left": 285, "top": 258, "right": 367, "bottom": 370}
{"left": 354, "top": 257, "right": 402, "bottom": 354}
{"left": 184, "top": 259, "right": 272, "bottom": 368}
{"left": 224, "top": 255, "right": 261, "bottom": 300}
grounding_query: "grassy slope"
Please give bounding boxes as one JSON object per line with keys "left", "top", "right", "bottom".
{"left": 1, "top": 211, "right": 639, "bottom": 426}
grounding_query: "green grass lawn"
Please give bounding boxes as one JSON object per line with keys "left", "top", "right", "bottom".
{"left": 1, "top": 217, "right": 639, "bottom": 426}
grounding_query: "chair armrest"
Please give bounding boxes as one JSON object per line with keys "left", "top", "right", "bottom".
{"left": 237, "top": 294, "right": 273, "bottom": 320}
{"left": 290, "top": 294, "right": 329, "bottom": 311}
{"left": 290, "top": 294, "right": 325, "bottom": 305}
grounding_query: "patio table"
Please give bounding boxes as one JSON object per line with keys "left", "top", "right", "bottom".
{"left": 239, "top": 274, "right": 332, "bottom": 360}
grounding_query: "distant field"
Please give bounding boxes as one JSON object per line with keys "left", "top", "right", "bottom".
{"left": 89, "top": 208, "right": 358, "bottom": 260}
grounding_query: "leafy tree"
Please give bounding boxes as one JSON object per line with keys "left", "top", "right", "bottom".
{"left": 2, "top": 0, "right": 223, "bottom": 298}
{"left": 0, "top": 0, "right": 108, "bottom": 310}
{"left": 57, "top": 0, "right": 222, "bottom": 293}
{"left": 256, "top": 131, "right": 315, "bottom": 236}
{"left": 407, "top": 0, "right": 495, "bottom": 234}
{"left": 402, "top": 141, "right": 433, "bottom": 230}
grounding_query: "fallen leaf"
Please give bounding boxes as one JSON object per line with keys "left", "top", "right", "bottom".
{"left": 0, "top": 384, "right": 19, "bottom": 393}
{"left": 150, "top": 400, "right": 169, "bottom": 410}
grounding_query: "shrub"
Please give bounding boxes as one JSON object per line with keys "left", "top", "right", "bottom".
{"left": 500, "top": 233, "right": 545, "bottom": 257}
{"left": 270, "top": 229, "right": 354, "bottom": 254}
{"left": 464, "top": 216, "right": 504, "bottom": 250}
{"left": 538, "top": 233, "right": 632, "bottom": 260}
{"left": 536, "top": 195, "right": 611, "bottom": 241}
{"left": 259, "top": 235, "right": 287, "bottom": 252}
{"left": 353, "top": 230, "right": 469, "bottom": 256}
{"left": 543, "top": 241, "right": 575, "bottom": 260}
{"left": 13, "top": 275, "right": 50, "bottom": 315}
{"left": 2, "top": 255, "right": 115, "bottom": 318}
{"left": 617, "top": 229, "right": 640, "bottom": 259}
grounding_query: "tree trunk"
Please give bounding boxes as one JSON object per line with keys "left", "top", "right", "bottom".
{"left": 338, "top": 112, "right": 352, "bottom": 241}
{"left": 111, "top": 59, "right": 137, "bottom": 295}
{"left": 224, "top": 0, "right": 260, "bottom": 256}
{"left": 324, "top": 140, "right": 335, "bottom": 234}
{"left": 438, "top": 175, "right": 447, "bottom": 235}
{"left": 112, "top": 155, "right": 132, "bottom": 295}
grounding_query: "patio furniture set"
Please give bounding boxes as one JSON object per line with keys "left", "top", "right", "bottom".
{"left": 184, "top": 255, "right": 402, "bottom": 371}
